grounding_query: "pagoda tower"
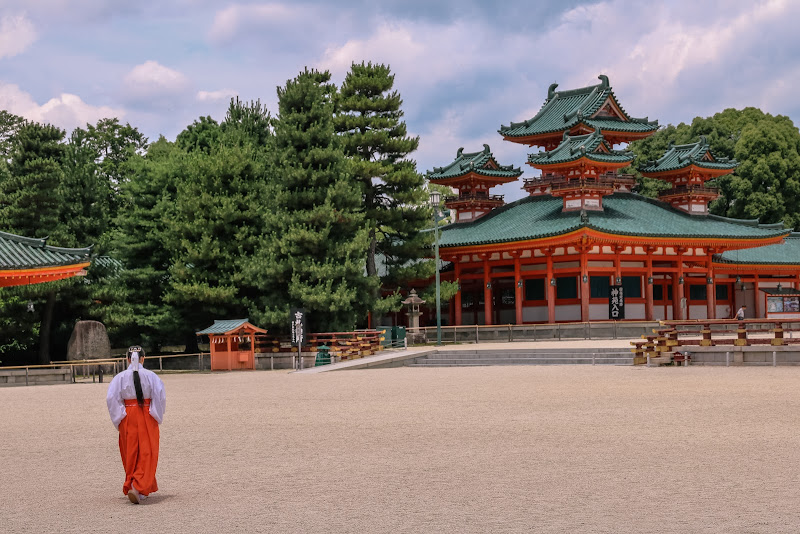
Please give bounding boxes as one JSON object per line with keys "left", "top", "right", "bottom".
{"left": 498, "top": 75, "right": 658, "bottom": 210}
{"left": 639, "top": 136, "right": 738, "bottom": 215}
{"left": 498, "top": 74, "right": 658, "bottom": 149}
{"left": 427, "top": 144, "right": 522, "bottom": 222}
{"left": 526, "top": 128, "right": 635, "bottom": 211}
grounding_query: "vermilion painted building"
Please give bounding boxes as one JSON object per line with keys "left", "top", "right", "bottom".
{"left": 0, "top": 230, "right": 92, "bottom": 287}
{"left": 428, "top": 75, "right": 798, "bottom": 325}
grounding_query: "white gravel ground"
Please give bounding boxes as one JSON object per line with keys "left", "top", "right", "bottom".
{"left": 3, "top": 364, "right": 800, "bottom": 533}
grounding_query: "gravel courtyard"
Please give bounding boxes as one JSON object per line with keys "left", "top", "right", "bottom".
{"left": 3, "top": 365, "right": 800, "bottom": 533}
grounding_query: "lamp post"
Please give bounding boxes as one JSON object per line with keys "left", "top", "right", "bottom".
{"left": 430, "top": 191, "right": 442, "bottom": 346}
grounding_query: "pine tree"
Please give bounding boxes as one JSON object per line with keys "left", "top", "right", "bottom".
{"left": 97, "top": 138, "right": 183, "bottom": 349}
{"left": 252, "top": 68, "right": 370, "bottom": 332}
{"left": 0, "top": 122, "right": 66, "bottom": 240}
{"left": 334, "top": 62, "right": 431, "bottom": 319}
{"left": 0, "top": 121, "right": 70, "bottom": 364}
{"left": 164, "top": 139, "right": 269, "bottom": 341}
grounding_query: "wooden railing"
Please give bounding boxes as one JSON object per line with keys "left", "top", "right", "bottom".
{"left": 1, "top": 353, "right": 211, "bottom": 386}
{"left": 630, "top": 318, "right": 800, "bottom": 365}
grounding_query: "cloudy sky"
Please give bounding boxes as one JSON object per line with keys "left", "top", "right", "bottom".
{"left": 0, "top": 0, "right": 797, "bottom": 201}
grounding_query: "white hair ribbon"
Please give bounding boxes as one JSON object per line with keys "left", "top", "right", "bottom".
{"left": 130, "top": 351, "right": 140, "bottom": 371}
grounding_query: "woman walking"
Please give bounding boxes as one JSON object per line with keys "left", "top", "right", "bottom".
{"left": 106, "top": 346, "right": 166, "bottom": 504}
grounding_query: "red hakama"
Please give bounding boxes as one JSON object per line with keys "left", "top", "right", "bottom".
{"left": 118, "top": 399, "right": 160, "bottom": 496}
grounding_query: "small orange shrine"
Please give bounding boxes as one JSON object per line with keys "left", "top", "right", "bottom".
{"left": 426, "top": 74, "right": 799, "bottom": 325}
{"left": 196, "top": 319, "right": 267, "bottom": 371}
{"left": 0, "top": 230, "right": 91, "bottom": 287}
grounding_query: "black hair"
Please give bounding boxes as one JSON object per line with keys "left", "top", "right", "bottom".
{"left": 127, "top": 346, "right": 146, "bottom": 408}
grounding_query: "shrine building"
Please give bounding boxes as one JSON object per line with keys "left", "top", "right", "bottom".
{"left": 428, "top": 75, "right": 800, "bottom": 324}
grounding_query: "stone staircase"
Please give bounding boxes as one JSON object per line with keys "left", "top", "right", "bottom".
{"left": 406, "top": 347, "right": 633, "bottom": 367}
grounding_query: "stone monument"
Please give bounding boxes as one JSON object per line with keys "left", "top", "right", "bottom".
{"left": 67, "top": 320, "right": 111, "bottom": 362}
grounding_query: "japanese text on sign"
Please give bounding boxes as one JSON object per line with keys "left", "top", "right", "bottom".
{"left": 609, "top": 285, "right": 625, "bottom": 320}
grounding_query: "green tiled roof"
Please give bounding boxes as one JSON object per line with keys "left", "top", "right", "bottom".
{"left": 498, "top": 75, "right": 658, "bottom": 139}
{"left": 438, "top": 193, "right": 789, "bottom": 248}
{"left": 196, "top": 319, "right": 253, "bottom": 335}
{"left": 428, "top": 144, "right": 522, "bottom": 181}
{"left": 716, "top": 235, "right": 800, "bottom": 265}
{"left": 640, "top": 136, "right": 738, "bottom": 174}
{"left": 0, "top": 230, "right": 92, "bottom": 269}
{"left": 528, "top": 129, "right": 634, "bottom": 166}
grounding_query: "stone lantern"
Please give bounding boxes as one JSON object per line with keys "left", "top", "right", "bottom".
{"left": 402, "top": 289, "right": 426, "bottom": 344}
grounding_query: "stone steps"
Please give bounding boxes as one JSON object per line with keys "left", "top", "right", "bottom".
{"left": 409, "top": 348, "right": 633, "bottom": 367}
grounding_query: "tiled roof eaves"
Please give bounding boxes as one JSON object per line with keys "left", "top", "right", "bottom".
{"left": 640, "top": 140, "right": 738, "bottom": 173}
{"left": 439, "top": 194, "right": 789, "bottom": 248}
{"left": 529, "top": 151, "right": 634, "bottom": 165}
{"left": 429, "top": 167, "right": 522, "bottom": 181}
{"left": 499, "top": 76, "right": 658, "bottom": 138}
{"left": 196, "top": 319, "right": 250, "bottom": 335}
{"left": 714, "top": 235, "right": 800, "bottom": 265}
{"left": 0, "top": 231, "right": 93, "bottom": 269}
{"left": 428, "top": 145, "right": 521, "bottom": 180}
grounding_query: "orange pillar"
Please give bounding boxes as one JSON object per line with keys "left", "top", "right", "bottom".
{"left": 580, "top": 248, "right": 589, "bottom": 322}
{"left": 677, "top": 248, "right": 686, "bottom": 320}
{"left": 546, "top": 249, "right": 555, "bottom": 324}
{"left": 706, "top": 251, "right": 716, "bottom": 319}
{"left": 454, "top": 261, "right": 462, "bottom": 326}
{"left": 514, "top": 253, "right": 523, "bottom": 325}
{"left": 645, "top": 248, "right": 654, "bottom": 321}
{"left": 483, "top": 255, "right": 492, "bottom": 325}
{"left": 754, "top": 274, "right": 760, "bottom": 318}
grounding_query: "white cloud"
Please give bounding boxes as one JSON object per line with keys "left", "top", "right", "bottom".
{"left": 121, "top": 60, "right": 191, "bottom": 107}
{"left": 0, "top": 82, "right": 125, "bottom": 132}
{"left": 0, "top": 14, "right": 37, "bottom": 59}
{"left": 197, "top": 89, "right": 237, "bottom": 102}
{"left": 208, "top": 3, "right": 302, "bottom": 43}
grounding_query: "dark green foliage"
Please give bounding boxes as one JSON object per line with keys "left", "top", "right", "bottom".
{"left": 96, "top": 138, "right": 183, "bottom": 349}
{"left": 221, "top": 97, "right": 272, "bottom": 147}
{"left": 164, "top": 141, "right": 269, "bottom": 336}
{"left": 176, "top": 116, "right": 221, "bottom": 154}
{"left": 0, "top": 122, "right": 66, "bottom": 240}
{"left": 334, "top": 62, "right": 431, "bottom": 317}
{"left": 0, "top": 110, "right": 24, "bottom": 159}
{"left": 629, "top": 108, "right": 800, "bottom": 229}
{"left": 251, "top": 68, "right": 370, "bottom": 332}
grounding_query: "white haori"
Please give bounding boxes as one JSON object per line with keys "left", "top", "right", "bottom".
{"left": 106, "top": 355, "right": 166, "bottom": 429}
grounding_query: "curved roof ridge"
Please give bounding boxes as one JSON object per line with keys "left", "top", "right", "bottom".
{"left": 641, "top": 137, "right": 738, "bottom": 173}
{"left": 0, "top": 229, "right": 93, "bottom": 256}
{"left": 707, "top": 213, "right": 766, "bottom": 227}
{"left": 429, "top": 145, "right": 522, "bottom": 181}
{"left": 437, "top": 195, "right": 538, "bottom": 231}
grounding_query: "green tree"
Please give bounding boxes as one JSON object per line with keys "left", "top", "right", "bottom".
{"left": 97, "top": 137, "right": 183, "bottom": 350}
{"left": 0, "top": 122, "right": 66, "bottom": 240}
{"left": 221, "top": 97, "right": 272, "bottom": 147}
{"left": 629, "top": 108, "right": 800, "bottom": 229}
{"left": 0, "top": 121, "right": 70, "bottom": 364}
{"left": 164, "top": 141, "right": 269, "bottom": 344}
{"left": 176, "top": 116, "right": 221, "bottom": 154}
{"left": 252, "top": 68, "right": 370, "bottom": 332}
{"left": 0, "top": 110, "right": 24, "bottom": 160}
{"left": 334, "top": 62, "right": 431, "bottom": 319}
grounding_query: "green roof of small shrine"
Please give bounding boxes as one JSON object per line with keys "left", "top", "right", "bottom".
{"left": 0, "top": 230, "right": 92, "bottom": 269}
{"left": 716, "top": 235, "right": 800, "bottom": 265}
{"left": 438, "top": 193, "right": 789, "bottom": 248}
{"left": 428, "top": 144, "right": 522, "bottom": 181}
{"left": 498, "top": 75, "right": 658, "bottom": 139}
{"left": 640, "top": 136, "right": 738, "bottom": 174}
{"left": 196, "top": 319, "right": 266, "bottom": 335}
{"left": 527, "top": 129, "right": 634, "bottom": 166}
